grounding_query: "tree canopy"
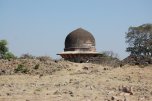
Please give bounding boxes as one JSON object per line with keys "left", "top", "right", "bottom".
{"left": 0, "top": 40, "right": 15, "bottom": 59}
{"left": 126, "top": 24, "right": 152, "bottom": 57}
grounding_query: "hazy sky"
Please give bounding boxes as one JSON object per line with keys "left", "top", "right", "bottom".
{"left": 0, "top": 0, "right": 152, "bottom": 59}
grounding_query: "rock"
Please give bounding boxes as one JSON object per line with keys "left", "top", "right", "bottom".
{"left": 83, "top": 66, "right": 89, "bottom": 70}
{"left": 39, "top": 74, "right": 43, "bottom": 78}
{"left": 69, "top": 91, "right": 74, "bottom": 97}
{"left": 111, "top": 96, "right": 122, "bottom": 101}
{"left": 150, "top": 91, "right": 152, "bottom": 95}
{"left": 103, "top": 68, "right": 108, "bottom": 70}
{"left": 111, "top": 96, "right": 124, "bottom": 101}
{"left": 107, "top": 91, "right": 115, "bottom": 95}
{"left": 53, "top": 90, "right": 61, "bottom": 95}
{"left": 119, "top": 85, "right": 133, "bottom": 95}
{"left": 119, "top": 92, "right": 130, "bottom": 96}
{"left": 6, "top": 93, "right": 11, "bottom": 96}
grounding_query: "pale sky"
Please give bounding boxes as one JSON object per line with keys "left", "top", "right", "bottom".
{"left": 0, "top": 0, "right": 152, "bottom": 59}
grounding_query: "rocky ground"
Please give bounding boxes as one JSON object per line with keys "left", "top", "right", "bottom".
{"left": 0, "top": 59, "right": 152, "bottom": 101}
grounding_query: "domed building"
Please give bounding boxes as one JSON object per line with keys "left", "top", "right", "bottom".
{"left": 64, "top": 28, "right": 96, "bottom": 52}
{"left": 57, "top": 28, "right": 101, "bottom": 62}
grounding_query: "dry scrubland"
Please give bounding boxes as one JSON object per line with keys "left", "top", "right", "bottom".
{"left": 0, "top": 59, "right": 152, "bottom": 101}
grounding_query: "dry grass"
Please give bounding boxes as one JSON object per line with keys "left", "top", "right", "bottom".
{"left": 0, "top": 61, "right": 152, "bottom": 101}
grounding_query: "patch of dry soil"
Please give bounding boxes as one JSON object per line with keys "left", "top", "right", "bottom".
{"left": 0, "top": 59, "right": 152, "bottom": 101}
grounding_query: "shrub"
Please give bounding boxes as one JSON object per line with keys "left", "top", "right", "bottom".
{"left": 14, "top": 64, "right": 29, "bottom": 73}
{"left": 33, "top": 64, "right": 40, "bottom": 69}
{"left": 0, "top": 40, "right": 16, "bottom": 59}
{"left": 20, "top": 53, "right": 35, "bottom": 59}
{"left": 3, "top": 52, "right": 16, "bottom": 59}
{"left": 122, "top": 55, "right": 152, "bottom": 66}
{"left": 0, "top": 40, "right": 8, "bottom": 58}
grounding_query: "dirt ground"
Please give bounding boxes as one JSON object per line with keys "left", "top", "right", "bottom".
{"left": 0, "top": 59, "right": 152, "bottom": 101}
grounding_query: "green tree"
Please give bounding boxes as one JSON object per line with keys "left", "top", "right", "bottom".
{"left": 126, "top": 24, "right": 152, "bottom": 57}
{"left": 3, "top": 52, "right": 15, "bottom": 59}
{"left": 0, "top": 40, "right": 8, "bottom": 58}
{"left": 0, "top": 40, "right": 15, "bottom": 59}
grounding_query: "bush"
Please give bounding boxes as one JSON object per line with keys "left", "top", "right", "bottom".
{"left": 89, "top": 56, "right": 120, "bottom": 67}
{"left": 0, "top": 40, "right": 16, "bottom": 59}
{"left": 122, "top": 55, "right": 152, "bottom": 66}
{"left": 86, "top": 51, "right": 120, "bottom": 67}
{"left": 20, "top": 53, "right": 35, "bottom": 59}
{"left": 33, "top": 64, "right": 40, "bottom": 69}
{"left": 14, "top": 64, "right": 29, "bottom": 73}
{"left": 0, "top": 40, "right": 8, "bottom": 58}
{"left": 3, "top": 52, "right": 16, "bottom": 59}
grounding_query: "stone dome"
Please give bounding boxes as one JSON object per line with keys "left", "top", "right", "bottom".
{"left": 64, "top": 28, "right": 96, "bottom": 52}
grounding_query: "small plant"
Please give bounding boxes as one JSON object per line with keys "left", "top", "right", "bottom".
{"left": 33, "top": 64, "right": 40, "bottom": 69}
{"left": 14, "top": 64, "right": 29, "bottom": 73}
